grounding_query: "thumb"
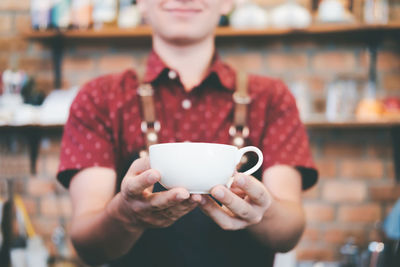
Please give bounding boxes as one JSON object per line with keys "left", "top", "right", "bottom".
{"left": 126, "top": 156, "right": 151, "bottom": 177}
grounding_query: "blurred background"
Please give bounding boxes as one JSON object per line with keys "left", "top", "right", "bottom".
{"left": 0, "top": 0, "right": 400, "bottom": 266}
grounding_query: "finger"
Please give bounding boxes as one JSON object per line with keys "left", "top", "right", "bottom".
{"left": 162, "top": 201, "right": 198, "bottom": 220}
{"left": 211, "top": 185, "right": 258, "bottom": 221}
{"left": 199, "top": 196, "right": 245, "bottom": 230}
{"left": 233, "top": 173, "right": 270, "bottom": 206}
{"left": 126, "top": 156, "right": 151, "bottom": 176}
{"left": 123, "top": 169, "right": 161, "bottom": 197}
{"left": 147, "top": 188, "right": 190, "bottom": 210}
{"left": 167, "top": 197, "right": 199, "bottom": 214}
{"left": 191, "top": 194, "right": 203, "bottom": 203}
{"left": 229, "top": 185, "right": 247, "bottom": 199}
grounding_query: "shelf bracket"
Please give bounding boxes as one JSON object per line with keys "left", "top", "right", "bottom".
{"left": 392, "top": 126, "right": 400, "bottom": 183}
{"left": 367, "top": 40, "right": 378, "bottom": 84}
{"left": 27, "top": 128, "right": 41, "bottom": 174}
{"left": 52, "top": 36, "right": 63, "bottom": 89}
{"left": 0, "top": 126, "right": 63, "bottom": 175}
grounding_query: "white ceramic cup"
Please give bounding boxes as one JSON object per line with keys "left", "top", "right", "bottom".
{"left": 149, "top": 142, "right": 263, "bottom": 194}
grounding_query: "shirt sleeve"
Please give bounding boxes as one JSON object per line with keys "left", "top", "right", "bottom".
{"left": 260, "top": 80, "right": 318, "bottom": 190}
{"left": 57, "top": 77, "right": 116, "bottom": 188}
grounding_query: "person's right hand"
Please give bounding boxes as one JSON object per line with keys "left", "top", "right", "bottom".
{"left": 118, "top": 157, "right": 200, "bottom": 230}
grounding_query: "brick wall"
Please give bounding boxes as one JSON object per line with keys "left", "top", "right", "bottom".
{"left": 1, "top": 0, "right": 400, "bottom": 264}
{"left": 298, "top": 129, "right": 399, "bottom": 261}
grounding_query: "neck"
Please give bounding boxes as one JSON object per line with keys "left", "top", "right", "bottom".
{"left": 153, "top": 35, "right": 215, "bottom": 92}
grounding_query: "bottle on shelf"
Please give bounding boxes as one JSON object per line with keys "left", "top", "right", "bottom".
{"left": 339, "top": 237, "right": 359, "bottom": 267}
{"left": 9, "top": 182, "right": 28, "bottom": 267}
{"left": 356, "top": 81, "right": 383, "bottom": 121}
{"left": 30, "top": 0, "right": 52, "bottom": 30}
{"left": 0, "top": 180, "right": 28, "bottom": 267}
{"left": 0, "top": 180, "right": 48, "bottom": 267}
{"left": 51, "top": 0, "right": 72, "bottom": 30}
{"left": 93, "top": 0, "right": 119, "bottom": 29}
{"left": 364, "top": 0, "right": 389, "bottom": 24}
{"left": 118, "top": 0, "right": 141, "bottom": 28}
{"left": 0, "top": 179, "right": 10, "bottom": 266}
{"left": 71, "top": 0, "right": 93, "bottom": 30}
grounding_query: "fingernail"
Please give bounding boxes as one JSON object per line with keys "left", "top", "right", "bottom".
{"left": 236, "top": 176, "right": 245, "bottom": 187}
{"left": 214, "top": 188, "right": 224, "bottom": 199}
{"left": 191, "top": 194, "right": 201, "bottom": 203}
{"left": 176, "top": 192, "right": 189, "bottom": 200}
{"left": 147, "top": 173, "right": 158, "bottom": 183}
{"left": 200, "top": 197, "right": 207, "bottom": 205}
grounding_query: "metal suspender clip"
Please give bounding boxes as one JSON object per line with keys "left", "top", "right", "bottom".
{"left": 229, "top": 125, "right": 250, "bottom": 138}
{"left": 141, "top": 121, "right": 161, "bottom": 133}
{"left": 137, "top": 84, "right": 154, "bottom": 96}
{"left": 229, "top": 125, "right": 250, "bottom": 148}
{"left": 141, "top": 121, "right": 161, "bottom": 144}
{"left": 233, "top": 92, "right": 251, "bottom": 105}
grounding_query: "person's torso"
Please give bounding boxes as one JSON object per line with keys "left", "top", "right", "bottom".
{"left": 97, "top": 68, "right": 276, "bottom": 267}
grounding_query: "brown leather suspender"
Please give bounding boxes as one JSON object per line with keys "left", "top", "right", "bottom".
{"left": 138, "top": 71, "right": 251, "bottom": 156}
{"left": 230, "top": 71, "right": 251, "bottom": 149}
{"left": 137, "top": 82, "right": 160, "bottom": 158}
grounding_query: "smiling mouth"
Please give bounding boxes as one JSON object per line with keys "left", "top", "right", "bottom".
{"left": 165, "top": 8, "right": 202, "bottom": 14}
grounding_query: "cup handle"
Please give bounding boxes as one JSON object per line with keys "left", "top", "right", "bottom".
{"left": 236, "top": 146, "right": 264, "bottom": 176}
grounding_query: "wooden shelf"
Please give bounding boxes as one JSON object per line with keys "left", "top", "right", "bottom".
{"left": 1, "top": 120, "right": 400, "bottom": 132}
{"left": 0, "top": 124, "right": 64, "bottom": 132}
{"left": 304, "top": 119, "right": 400, "bottom": 128}
{"left": 24, "top": 22, "right": 400, "bottom": 40}
{"left": 215, "top": 22, "right": 400, "bottom": 37}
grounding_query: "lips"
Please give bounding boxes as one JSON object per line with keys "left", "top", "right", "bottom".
{"left": 164, "top": 8, "right": 202, "bottom": 14}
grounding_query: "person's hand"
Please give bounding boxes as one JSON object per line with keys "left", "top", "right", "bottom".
{"left": 119, "top": 157, "right": 200, "bottom": 229}
{"left": 199, "top": 172, "right": 272, "bottom": 231}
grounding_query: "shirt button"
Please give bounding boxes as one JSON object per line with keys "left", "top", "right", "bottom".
{"left": 168, "top": 70, "right": 177, "bottom": 80}
{"left": 182, "top": 99, "right": 192, "bottom": 110}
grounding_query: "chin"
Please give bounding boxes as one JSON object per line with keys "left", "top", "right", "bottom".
{"left": 156, "top": 28, "right": 212, "bottom": 45}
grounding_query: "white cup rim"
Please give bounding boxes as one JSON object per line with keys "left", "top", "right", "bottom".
{"left": 150, "top": 142, "right": 237, "bottom": 149}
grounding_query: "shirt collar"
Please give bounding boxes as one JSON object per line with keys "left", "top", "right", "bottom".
{"left": 207, "top": 53, "right": 235, "bottom": 91}
{"left": 143, "top": 50, "right": 236, "bottom": 91}
{"left": 143, "top": 50, "right": 167, "bottom": 84}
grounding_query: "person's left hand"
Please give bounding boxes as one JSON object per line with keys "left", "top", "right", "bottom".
{"left": 199, "top": 172, "right": 273, "bottom": 231}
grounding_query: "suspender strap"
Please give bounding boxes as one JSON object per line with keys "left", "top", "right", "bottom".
{"left": 233, "top": 72, "right": 251, "bottom": 127}
{"left": 138, "top": 83, "right": 160, "bottom": 156}
{"left": 138, "top": 84, "right": 157, "bottom": 122}
{"left": 230, "top": 71, "right": 251, "bottom": 149}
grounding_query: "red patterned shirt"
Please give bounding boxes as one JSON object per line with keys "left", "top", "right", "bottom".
{"left": 58, "top": 51, "right": 317, "bottom": 188}
{"left": 57, "top": 50, "right": 318, "bottom": 267}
